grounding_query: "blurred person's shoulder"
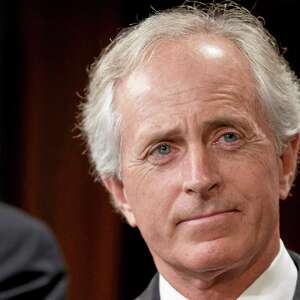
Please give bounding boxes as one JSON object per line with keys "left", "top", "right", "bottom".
{"left": 0, "top": 202, "right": 68, "bottom": 300}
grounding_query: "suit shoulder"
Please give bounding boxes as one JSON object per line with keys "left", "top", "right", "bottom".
{"left": 0, "top": 203, "right": 49, "bottom": 234}
{"left": 0, "top": 203, "right": 65, "bottom": 271}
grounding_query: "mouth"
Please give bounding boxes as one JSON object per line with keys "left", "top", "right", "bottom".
{"left": 178, "top": 209, "right": 240, "bottom": 225}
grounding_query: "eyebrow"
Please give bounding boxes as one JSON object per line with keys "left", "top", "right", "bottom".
{"left": 135, "top": 114, "right": 254, "bottom": 148}
{"left": 202, "top": 116, "right": 253, "bottom": 131}
{"left": 136, "top": 126, "right": 183, "bottom": 148}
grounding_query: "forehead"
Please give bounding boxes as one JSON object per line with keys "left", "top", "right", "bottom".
{"left": 115, "top": 35, "right": 259, "bottom": 128}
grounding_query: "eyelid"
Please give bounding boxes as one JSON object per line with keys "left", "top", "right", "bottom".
{"left": 215, "top": 126, "right": 242, "bottom": 137}
{"left": 212, "top": 127, "right": 243, "bottom": 144}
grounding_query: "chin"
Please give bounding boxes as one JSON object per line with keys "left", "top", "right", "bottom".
{"left": 176, "top": 237, "right": 253, "bottom": 275}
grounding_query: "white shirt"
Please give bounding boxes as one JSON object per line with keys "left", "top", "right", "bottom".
{"left": 159, "top": 241, "right": 297, "bottom": 300}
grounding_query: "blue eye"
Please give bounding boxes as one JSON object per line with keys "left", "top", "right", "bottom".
{"left": 156, "top": 143, "right": 171, "bottom": 155}
{"left": 148, "top": 142, "right": 177, "bottom": 165}
{"left": 223, "top": 132, "right": 239, "bottom": 143}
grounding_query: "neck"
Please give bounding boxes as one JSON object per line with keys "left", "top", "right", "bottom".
{"left": 154, "top": 235, "right": 280, "bottom": 300}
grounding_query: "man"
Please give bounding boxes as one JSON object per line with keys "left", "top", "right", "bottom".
{"left": 0, "top": 202, "right": 67, "bottom": 299}
{"left": 80, "top": 2, "right": 300, "bottom": 299}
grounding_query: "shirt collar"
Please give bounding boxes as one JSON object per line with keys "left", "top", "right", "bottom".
{"left": 159, "top": 240, "right": 297, "bottom": 300}
{"left": 238, "top": 240, "right": 297, "bottom": 300}
{"left": 159, "top": 273, "right": 188, "bottom": 300}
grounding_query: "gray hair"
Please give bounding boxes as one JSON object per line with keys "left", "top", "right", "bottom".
{"left": 80, "top": 1, "right": 300, "bottom": 181}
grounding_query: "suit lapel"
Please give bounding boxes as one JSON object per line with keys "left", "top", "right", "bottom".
{"left": 135, "top": 274, "right": 160, "bottom": 300}
{"left": 289, "top": 251, "right": 300, "bottom": 300}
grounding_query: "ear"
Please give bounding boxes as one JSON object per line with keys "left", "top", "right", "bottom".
{"left": 279, "top": 134, "right": 300, "bottom": 200}
{"left": 101, "top": 176, "right": 137, "bottom": 227}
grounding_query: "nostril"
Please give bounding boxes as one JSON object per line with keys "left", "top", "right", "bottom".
{"left": 208, "top": 183, "right": 218, "bottom": 192}
{"left": 184, "top": 181, "right": 219, "bottom": 196}
{"left": 185, "top": 188, "right": 195, "bottom": 194}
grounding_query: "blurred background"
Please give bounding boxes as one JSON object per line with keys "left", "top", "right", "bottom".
{"left": 0, "top": 0, "right": 299, "bottom": 299}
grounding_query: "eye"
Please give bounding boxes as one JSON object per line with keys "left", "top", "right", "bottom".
{"left": 213, "top": 130, "right": 242, "bottom": 149}
{"left": 222, "top": 132, "right": 239, "bottom": 143}
{"left": 147, "top": 142, "right": 178, "bottom": 165}
{"left": 152, "top": 143, "right": 171, "bottom": 156}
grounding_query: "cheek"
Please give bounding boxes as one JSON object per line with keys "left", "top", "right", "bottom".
{"left": 223, "top": 151, "right": 281, "bottom": 225}
{"left": 224, "top": 140, "right": 280, "bottom": 191}
{"left": 123, "top": 166, "right": 181, "bottom": 228}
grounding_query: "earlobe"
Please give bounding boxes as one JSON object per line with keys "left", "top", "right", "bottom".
{"left": 101, "top": 176, "right": 137, "bottom": 227}
{"left": 279, "top": 134, "right": 299, "bottom": 200}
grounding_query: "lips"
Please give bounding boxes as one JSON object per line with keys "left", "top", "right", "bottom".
{"left": 178, "top": 209, "right": 239, "bottom": 225}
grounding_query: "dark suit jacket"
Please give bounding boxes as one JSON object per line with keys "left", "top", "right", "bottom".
{"left": 0, "top": 203, "right": 67, "bottom": 299}
{"left": 136, "top": 251, "right": 300, "bottom": 300}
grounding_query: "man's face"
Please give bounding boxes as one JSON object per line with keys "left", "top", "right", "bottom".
{"left": 105, "top": 37, "right": 297, "bottom": 279}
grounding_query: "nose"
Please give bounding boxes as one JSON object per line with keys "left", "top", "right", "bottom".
{"left": 182, "top": 145, "right": 221, "bottom": 199}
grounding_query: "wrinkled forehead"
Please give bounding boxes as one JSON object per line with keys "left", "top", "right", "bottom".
{"left": 114, "top": 34, "right": 258, "bottom": 110}
{"left": 113, "top": 34, "right": 277, "bottom": 149}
